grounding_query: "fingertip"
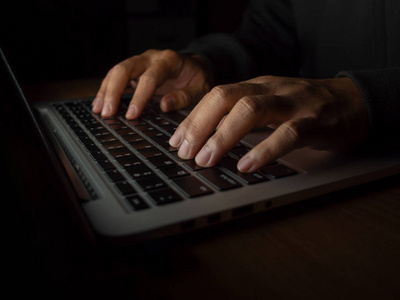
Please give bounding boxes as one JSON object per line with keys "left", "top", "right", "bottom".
{"left": 160, "top": 98, "right": 175, "bottom": 112}
{"left": 169, "top": 130, "right": 183, "bottom": 148}
{"left": 237, "top": 156, "right": 256, "bottom": 173}
{"left": 101, "top": 102, "right": 113, "bottom": 118}
{"left": 92, "top": 97, "right": 103, "bottom": 113}
{"left": 125, "top": 105, "right": 137, "bottom": 120}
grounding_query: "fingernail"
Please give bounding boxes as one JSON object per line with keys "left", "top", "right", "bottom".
{"left": 237, "top": 156, "right": 255, "bottom": 173}
{"left": 126, "top": 105, "right": 136, "bottom": 119}
{"left": 195, "top": 145, "right": 212, "bottom": 166}
{"left": 101, "top": 102, "right": 112, "bottom": 117}
{"left": 178, "top": 139, "right": 190, "bottom": 159}
{"left": 169, "top": 130, "right": 182, "bottom": 147}
{"left": 92, "top": 98, "right": 102, "bottom": 113}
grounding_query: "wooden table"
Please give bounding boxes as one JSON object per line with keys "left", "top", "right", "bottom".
{"left": 10, "top": 79, "right": 400, "bottom": 298}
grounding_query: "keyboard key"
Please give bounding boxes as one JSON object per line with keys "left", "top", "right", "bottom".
{"left": 229, "top": 147, "right": 251, "bottom": 159}
{"left": 130, "top": 140, "right": 153, "bottom": 150}
{"left": 90, "top": 150, "right": 107, "bottom": 161}
{"left": 171, "top": 151, "right": 190, "bottom": 161}
{"left": 159, "top": 165, "right": 189, "bottom": 179}
{"left": 122, "top": 134, "right": 145, "bottom": 143}
{"left": 135, "top": 124, "right": 157, "bottom": 132}
{"left": 158, "top": 142, "right": 178, "bottom": 152}
{"left": 105, "top": 169, "right": 125, "bottom": 182}
{"left": 147, "top": 155, "right": 176, "bottom": 168}
{"left": 151, "top": 135, "right": 170, "bottom": 144}
{"left": 138, "top": 147, "right": 164, "bottom": 159}
{"left": 109, "top": 147, "right": 134, "bottom": 159}
{"left": 143, "top": 129, "right": 166, "bottom": 138}
{"left": 197, "top": 168, "right": 241, "bottom": 191}
{"left": 115, "top": 128, "right": 136, "bottom": 136}
{"left": 102, "top": 140, "right": 125, "bottom": 150}
{"left": 103, "top": 118, "right": 121, "bottom": 125}
{"left": 126, "top": 195, "right": 149, "bottom": 210}
{"left": 260, "top": 164, "right": 297, "bottom": 179}
{"left": 78, "top": 133, "right": 92, "bottom": 144}
{"left": 126, "top": 165, "right": 154, "bottom": 179}
{"left": 97, "top": 159, "right": 115, "bottom": 171}
{"left": 83, "top": 142, "right": 99, "bottom": 152}
{"left": 109, "top": 123, "right": 128, "bottom": 130}
{"left": 136, "top": 176, "right": 166, "bottom": 191}
{"left": 183, "top": 159, "right": 208, "bottom": 171}
{"left": 96, "top": 134, "right": 118, "bottom": 143}
{"left": 219, "top": 157, "right": 269, "bottom": 185}
{"left": 115, "top": 181, "right": 136, "bottom": 195}
{"left": 91, "top": 128, "right": 110, "bottom": 137}
{"left": 173, "top": 176, "right": 213, "bottom": 198}
{"left": 127, "top": 119, "right": 147, "bottom": 126}
{"left": 116, "top": 156, "right": 143, "bottom": 168}
{"left": 148, "top": 188, "right": 183, "bottom": 205}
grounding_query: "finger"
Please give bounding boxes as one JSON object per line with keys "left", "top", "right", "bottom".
{"left": 125, "top": 61, "right": 173, "bottom": 119}
{"left": 237, "top": 118, "right": 315, "bottom": 172}
{"left": 195, "top": 95, "right": 266, "bottom": 167}
{"left": 92, "top": 71, "right": 112, "bottom": 113}
{"left": 196, "top": 92, "right": 302, "bottom": 167}
{"left": 159, "top": 84, "right": 206, "bottom": 112}
{"left": 169, "top": 83, "right": 267, "bottom": 160}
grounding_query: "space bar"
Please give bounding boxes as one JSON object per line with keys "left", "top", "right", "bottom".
{"left": 197, "top": 168, "right": 241, "bottom": 191}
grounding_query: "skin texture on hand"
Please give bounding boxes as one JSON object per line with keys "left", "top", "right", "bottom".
{"left": 93, "top": 50, "right": 368, "bottom": 173}
{"left": 92, "top": 49, "right": 213, "bottom": 119}
{"left": 168, "top": 76, "right": 369, "bottom": 173}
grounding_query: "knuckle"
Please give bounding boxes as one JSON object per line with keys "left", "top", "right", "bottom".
{"left": 263, "top": 75, "right": 277, "bottom": 82}
{"left": 209, "top": 84, "right": 234, "bottom": 106}
{"left": 279, "top": 120, "right": 302, "bottom": 143}
{"left": 297, "top": 79, "right": 321, "bottom": 94}
{"left": 161, "top": 49, "right": 178, "bottom": 60}
{"left": 208, "top": 131, "right": 228, "bottom": 150}
{"left": 143, "top": 49, "right": 158, "bottom": 56}
{"left": 111, "top": 63, "right": 128, "bottom": 76}
{"left": 176, "top": 90, "right": 192, "bottom": 107}
{"left": 139, "top": 72, "right": 156, "bottom": 85}
{"left": 237, "top": 96, "right": 261, "bottom": 116}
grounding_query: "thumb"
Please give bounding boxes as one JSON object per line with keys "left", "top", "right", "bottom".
{"left": 160, "top": 86, "right": 205, "bottom": 112}
{"left": 237, "top": 118, "right": 315, "bottom": 173}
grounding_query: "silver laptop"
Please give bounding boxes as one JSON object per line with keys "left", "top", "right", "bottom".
{"left": 2, "top": 48, "right": 399, "bottom": 244}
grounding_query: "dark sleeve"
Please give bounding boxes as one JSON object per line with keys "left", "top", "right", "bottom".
{"left": 180, "top": 0, "right": 298, "bottom": 84}
{"left": 336, "top": 68, "right": 400, "bottom": 151}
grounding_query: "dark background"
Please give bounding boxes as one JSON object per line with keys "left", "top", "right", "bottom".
{"left": 1, "top": 0, "right": 248, "bottom": 85}
{"left": 1, "top": 0, "right": 248, "bottom": 297}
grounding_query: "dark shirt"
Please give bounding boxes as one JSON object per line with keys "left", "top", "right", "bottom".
{"left": 182, "top": 0, "right": 400, "bottom": 150}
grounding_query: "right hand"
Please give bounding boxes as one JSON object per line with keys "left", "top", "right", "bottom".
{"left": 92, "top": 49, "right": 214, "bottom": 119}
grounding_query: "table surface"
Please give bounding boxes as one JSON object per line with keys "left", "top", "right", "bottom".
{"left": 11, "top": 79, "right": 400, "bottom": 298}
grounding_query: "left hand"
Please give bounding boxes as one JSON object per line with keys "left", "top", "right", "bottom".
{"left": 169, "top": 76, "right": 369, "bottom": 172}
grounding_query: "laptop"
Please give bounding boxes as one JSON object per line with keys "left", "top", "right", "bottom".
{"left": 2, "top": 48, "right": 399, "bottom": 244}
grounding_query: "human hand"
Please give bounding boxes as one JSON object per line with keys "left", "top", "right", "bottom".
{"left": 92, "top": 49, "right": 213, "bottom": 119}
{"left": 169, "top": 76, "right": 369, "bottom": 172}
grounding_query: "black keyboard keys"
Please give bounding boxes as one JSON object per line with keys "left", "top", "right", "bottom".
{"left": 126, "top": 195, "right": 149, "bottom": 210}
{"left": 105, "top": 169, "right": 125, "bottom": 182}
{"left": 260, "top": 164, "right": 297, "bottom": 179}
{"left": 219, "top": 157, "right": 269, "bottom": 185}
{"left": 136, "top": 176, "right": 166, "bottom": 191}
{"left": 126, "top": 165, "right": 154, "bottom": 179}
{"left": 148, "top": 188, "right": 183, "bottom": 205}
{"left": 159, "top": 164, "right": 189, "bottom": 179}
{"left": 115, "top": 181, "right": 136, "bottom": 195}
{"left": 197, "top": 168, "right": 241, "bottom": 191}
{"left": 173, "top": 176, "right": 213, "bottom": 198}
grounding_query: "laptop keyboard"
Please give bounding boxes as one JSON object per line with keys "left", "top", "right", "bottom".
{"left": 53, "top": 96, "right": 297, "bottom": 211}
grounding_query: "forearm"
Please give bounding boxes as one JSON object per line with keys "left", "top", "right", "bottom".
{"left": 180, "top": 0, "right": 298, "bottom": 84}
{"left": 337, "top": 68, "right": 400, "bottom": 151}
